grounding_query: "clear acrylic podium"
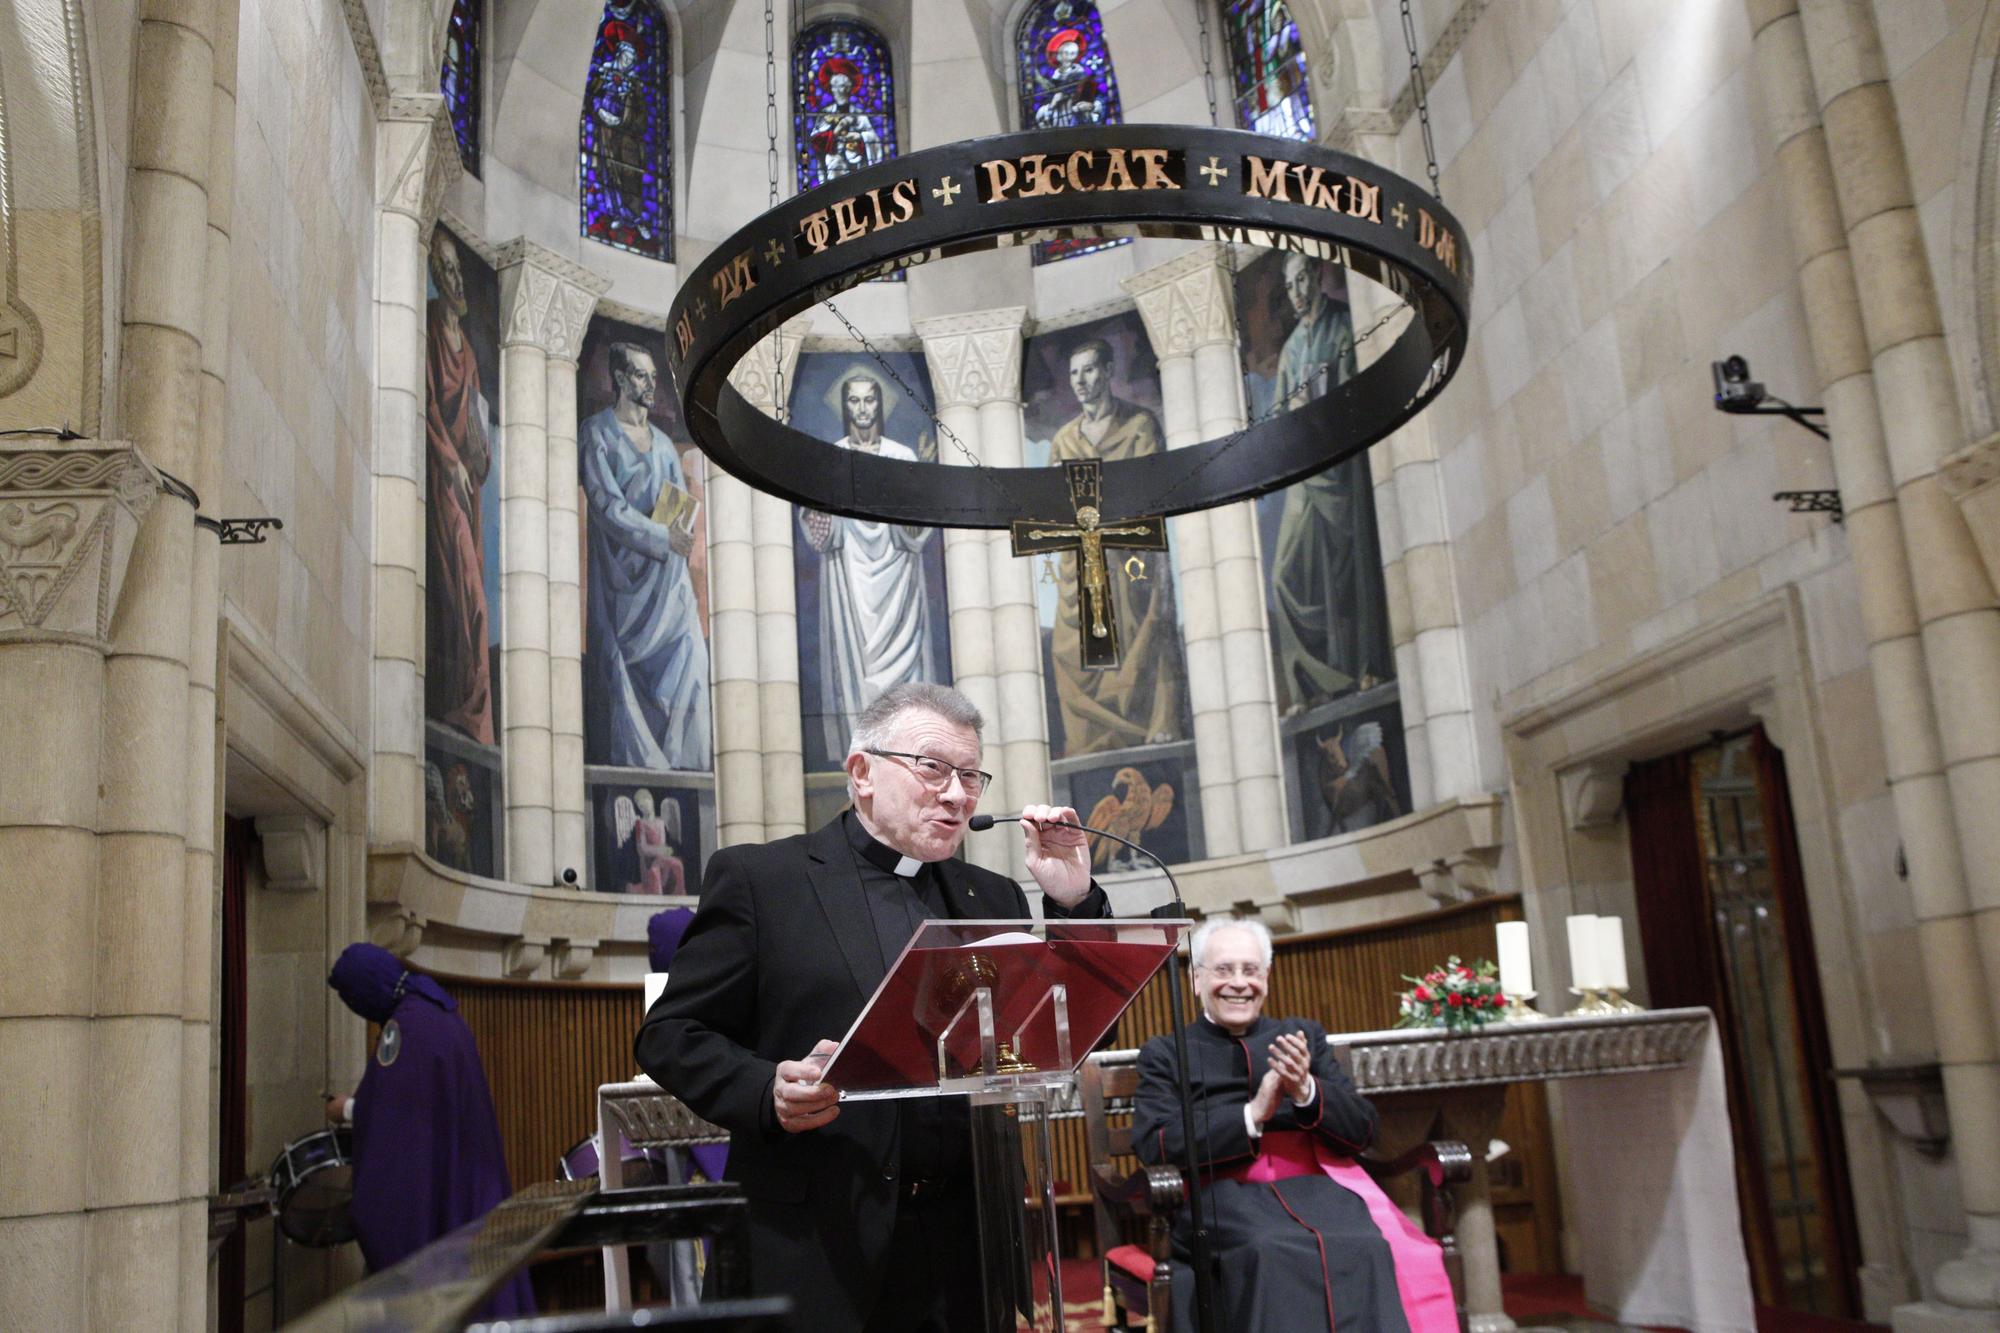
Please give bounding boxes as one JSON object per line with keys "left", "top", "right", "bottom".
{"left": 816, "top": 918, "right": 1189, "bottom": 1332}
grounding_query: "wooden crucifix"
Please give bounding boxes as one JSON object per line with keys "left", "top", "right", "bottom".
{"left": 1010, "top": 459, "right": 1168, "bottom": 671}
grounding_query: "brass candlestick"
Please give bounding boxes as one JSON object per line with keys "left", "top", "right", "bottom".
{"left": 1501, "top": 990, "right": 1545, "bottom": 1022}
{"left": 1566, "top": 986, "right": 1610, "bottom": 1016}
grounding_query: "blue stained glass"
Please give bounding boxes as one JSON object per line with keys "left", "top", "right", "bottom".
{"left": 580, "top": 0, "right": 672, "bottom": 261}
{"left": 441, "top": 0, "right": 480, "bottom": 175}
{"left": 1016, "top": 0, "right": 1127, "bottom": 263}
{"left": 1223, "top": 0, "right": 1315, "bottom": 141}
{"left": 793, "top": 19, "right": 898, "bottom": 195}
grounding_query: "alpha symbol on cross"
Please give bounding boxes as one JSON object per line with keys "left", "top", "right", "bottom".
{"left": 1010, "top": 459, "right": 1167, "bottom": 671}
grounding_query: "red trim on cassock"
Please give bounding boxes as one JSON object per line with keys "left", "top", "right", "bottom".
{"left": 1267, "top": 1181, "right": 1338, "bottom": 1332}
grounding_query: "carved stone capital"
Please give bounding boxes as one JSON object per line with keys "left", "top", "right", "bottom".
{"left": 376, "top": 93, "right": 460, "bottom": 238}
{"left": 554, "top": 938, "right": 598, "bottom": 979}
{"left": 726, "top": 324, "right": 807, "bottom": 418}
{"left": 255, "top": 815, "right": 326, "bottom": 893}
{"left": 496, "top": 239, "right": 612, "bottom": 361}
{"left": 1123, "top": 244, "right": 1239, "bottom": 358}
{"left": 913, "top": 307, "right": 1028, "bottom": 410}
{"left": 1560, "top": 759, "right": 1628, "bottom": 830}
{"left": 502, "top": 935, "right": 550, "bottom": 979}
{"left": 0, "top": 444, "right": 159, "bottom": 646}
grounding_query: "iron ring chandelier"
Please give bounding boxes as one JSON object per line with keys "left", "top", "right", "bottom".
{"left": 667, "top": 124, "right": 1473, "bottom": 528}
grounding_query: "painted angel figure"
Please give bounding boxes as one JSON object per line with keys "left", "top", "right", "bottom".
{"left": 807, "top": 56, "right": 883, "bottom": 182}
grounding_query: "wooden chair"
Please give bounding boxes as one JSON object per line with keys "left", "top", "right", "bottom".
{"left": 1078, "top": 1052, "right": 1473, "bottom": 1333}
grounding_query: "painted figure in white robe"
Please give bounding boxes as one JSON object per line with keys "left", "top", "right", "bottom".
{"left": 798, "top": 373, "right": 938, "bottom": 763}
{"left": 582, "top": 342, "right": 713, "bottom": 770}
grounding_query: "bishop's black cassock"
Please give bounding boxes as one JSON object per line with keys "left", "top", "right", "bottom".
{"left": 1133, "top": 1014, "right": 1457, "bottom": 1333}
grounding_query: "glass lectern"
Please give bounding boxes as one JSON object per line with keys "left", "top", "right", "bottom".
{"left": 816, "top": 918, "right": 1189, "bottom": 1332}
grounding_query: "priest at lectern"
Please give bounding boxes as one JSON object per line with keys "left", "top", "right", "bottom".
{"left": 634, "top": 681, "right": 1111, "bottom": 1332}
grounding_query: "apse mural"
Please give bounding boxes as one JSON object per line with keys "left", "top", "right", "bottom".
{"left": 1223, "top": 0, "right": 1314, "bottom": 141}
{"left": 1237, "top": 248, "right": 1405, "bottom": 842}
{"left": 1023, "top": 311, "right": 1189, "bottom": 762}
{"left": 424, "top": 225, "right": 504, "bottom": 876}
{"left": 794, "top": 19, "right": 897, "bottom": 193}
{"left": 580, "top": 0, "right": 672, "bottom": 260}
{"left": 1015, "top": 0, "right": 1126, "bottom": 263}
{"left": 577, "top": 314, "right": 714, "bottom": 891}
{"left": 787, "top": 352, "right": 953, "bottom": 796}
{"left": 440, "top": 0, "right": 481, "bottom": 175}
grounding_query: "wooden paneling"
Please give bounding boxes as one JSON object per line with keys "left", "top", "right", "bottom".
{"left": 433, "top": 976, "right": 647, "bottom": 1192}
{"left": 432, "top": 896, "right": 1562, "bottom": 1275}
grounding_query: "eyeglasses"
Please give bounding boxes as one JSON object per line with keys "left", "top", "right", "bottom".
{"left": 1197, "top": 962, "right": 1267, "bottom": 981}
{"left": 867, "top": 749, "right": 992, "bottom": 796}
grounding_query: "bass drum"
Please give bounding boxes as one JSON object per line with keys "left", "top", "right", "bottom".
{"left": 557, "top": 1132, "right": 671, "bottom": 1188}
{"left": 269, "top": 1127, "right": 356, "bottom": 1247}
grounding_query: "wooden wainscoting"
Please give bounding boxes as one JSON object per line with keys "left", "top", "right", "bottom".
{"left": 428, "top": 894, "right": 1561, "bottom": 1277}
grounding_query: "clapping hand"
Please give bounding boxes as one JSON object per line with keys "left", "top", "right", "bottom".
{"left": 1268, "top": 1031, "right": 1315, "bottom": 1104}
{"left": 773, "top": 1039, "right": 841, "bottom": 1133}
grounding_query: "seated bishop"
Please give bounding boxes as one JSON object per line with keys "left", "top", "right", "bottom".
{"left": 1133, "top": 918, "right": 1457, "bottom": 1333}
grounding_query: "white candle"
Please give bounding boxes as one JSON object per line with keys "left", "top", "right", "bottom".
{"left": 1495, "top": 921, "right": 1533, "bottom": 997}
{"left": 1596, "top": 916, "right": 1630, "bottom": 991}
{"left": 643, "top": 972, "right": 669, "bottom": 1013}
{"left": 1566, "top": 914, "right": 1601, "bottom": 991}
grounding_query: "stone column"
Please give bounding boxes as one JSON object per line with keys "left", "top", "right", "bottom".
{"left": 1747, "top": 5, "right": 1992, "bottom": 1317}
{"left": 1790, "top": 2, "right": 2000, "bottom": 1324}
{"left": 723, "top": 329, "right": 804, "bottom": 844}
{"left": 918, "top": 309, "right": 1036, "bottom": 879}
{"left": 495, "top": 243, "right": 605, "bottom": 888}
{"left": 369, "top": 101, "right": 458, "bottom": 850}
{"left": 1127, "top": 247, "right": 1289, "bottom": 854}
{"left": 546, "top": 351, "right": 588, "bottom": 884}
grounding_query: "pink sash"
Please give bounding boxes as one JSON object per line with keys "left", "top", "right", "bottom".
{"left": 1217, "top": 1131, "right": 1459, "bottom": 1333}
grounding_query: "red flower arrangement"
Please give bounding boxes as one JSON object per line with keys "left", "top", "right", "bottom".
{"left": 1394, "top": 955, "right": 1503, "bottom": 1032}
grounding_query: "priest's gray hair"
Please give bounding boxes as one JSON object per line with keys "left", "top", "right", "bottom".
{"left": 1191, "top": 917, "right": 1274, "bottom": 971}
{"left": 846, "top": 683, "right": 985, "bottom": 796}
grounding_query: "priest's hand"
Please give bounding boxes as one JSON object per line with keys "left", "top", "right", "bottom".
{"left": 1246, "top": 1066, "right": 1286, "bottom": 1125}
{"left": 773, "top": 1039, "right": 841, "bottom": 1133}
{"left": 1021, "top": 804, "right": 1091, "bottom": 907}
{"left": 1269, "top": 1031, "right": 1315, "bottom": 1104}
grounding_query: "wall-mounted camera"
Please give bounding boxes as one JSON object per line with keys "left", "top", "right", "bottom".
{"left": 1711, "top": 355, "right": 1766, "bottom": 412}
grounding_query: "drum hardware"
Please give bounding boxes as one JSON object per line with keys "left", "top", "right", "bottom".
{"left": 267, "top": 1126, "right": 358, "bottom": 1247}
{"left": 206, "top": 1182, "right": 276, "bottom": 1259}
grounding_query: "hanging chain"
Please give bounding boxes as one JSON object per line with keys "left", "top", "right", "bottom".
{"left": 1195, "top": 0, "right": 1222, "bottom": 129}
{"left": 1399, "top": 0, "right": 1443, "bottom": 200}
{"left": 763, "top": 0, "right": 788, "bottom": 420}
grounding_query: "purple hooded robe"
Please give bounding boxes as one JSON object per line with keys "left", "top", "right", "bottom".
{"left": 328, "top": 943, "right": 533, "bottom": 1316}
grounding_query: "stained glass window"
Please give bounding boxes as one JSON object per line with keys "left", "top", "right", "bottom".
{"left": 440, "top": 0, "right": 480, "bottom": 175}
{"left": 1222, "top": 0, "right": 1314, "bottom": 141}
{"left": 580, "top": 0, "right": 672, "bottom": 261}
{"left": 1017, "top": 0, "right": 1127, "bottom": 263}
{"left": 793, "top": 19, "right": 897, "bottom": 195}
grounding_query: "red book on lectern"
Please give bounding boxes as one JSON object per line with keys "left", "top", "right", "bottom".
{"left": 818, "top": 919, "right": 1188, "bottom": 1099}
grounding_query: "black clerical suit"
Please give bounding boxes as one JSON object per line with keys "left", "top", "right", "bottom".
{"left": 1135, "top": 1015, "right": 1437, "bottom": 1333}
{"left": 635, "top": 814, "right": 1110, "bottom": 1332}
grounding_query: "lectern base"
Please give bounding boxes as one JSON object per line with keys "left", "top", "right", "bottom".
{"left": 970, "top": 1086, "right": 1066, "bottom": 1333}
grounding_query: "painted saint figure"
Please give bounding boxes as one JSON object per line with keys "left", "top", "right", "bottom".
{"left": 798, "top": 374, "right": 938, "bottom": 763}
{"left": 1049, "top": 339, "right": 1184, "bottom": 753}
{"left": 1267, "top": 253, "right": 1391, "bottom": 713}
{"left": 582, "top": 342, "right": 713, "bottom": 771}
{"left": 586, "top": 21, "right": 651, "bottom": 232}
{"left": 806, "top": 57, "right": 883, "bottom": 182}
{"left": 424, "top": 230, "right": 495, "bottom": 745}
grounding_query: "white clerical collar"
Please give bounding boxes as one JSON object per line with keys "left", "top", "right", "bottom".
{"left": 847, "top": 812, "right": 927, "bottom": 878}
